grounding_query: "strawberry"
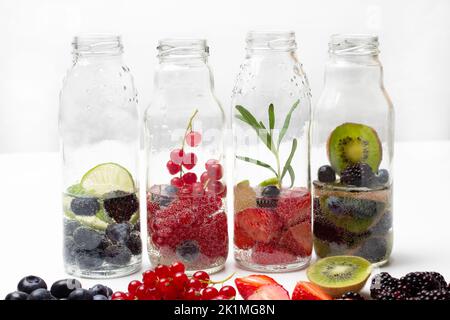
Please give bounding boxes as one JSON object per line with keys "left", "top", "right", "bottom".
{"left": 251, "top": 243, "right": 296, "bottom": 265}
{"left": 247, "top": 284, "right": 290, "bottom": 300}
{"left": 280, "top": 220, "right": 312, "bottom": 256}
{"left": 235, "top": 208, "right": 282, "bottom": 242}
{"left": 292, "top": 281, "right": 332, "bottom": 300}
{"left": 234, "top": 225, "right": 255, "bottom": 250}
{"left": 276, "top": 188, "right": 311, "bottom": 227}
{"left": 235, "top": 274, "right": 279, "bottom": 299}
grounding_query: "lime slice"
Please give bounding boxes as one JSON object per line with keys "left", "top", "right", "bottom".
{"left": 75, "top": 215, "right": 109, "bottom": 231}
{"left": 81, "top": 163, "right": 135, "bottom": 196}
{"left": 259, "top": 177, "right": 279, "bottom": 187}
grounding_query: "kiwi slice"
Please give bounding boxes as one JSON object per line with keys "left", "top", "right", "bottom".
{"left": 307, "top": 256, "right": 372, "bottom": 297}
{"left": 327, "top": 123, "right": 382, "bottom": 174}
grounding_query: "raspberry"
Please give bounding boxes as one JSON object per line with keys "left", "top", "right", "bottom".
{"left": 235, "top": 208, "right": 282, "bottom": 243}
{"left": 251, "top": 243, "right": 296, "bottom": 265}
{"left": 279, "top": 221, "right": 312, "bottom": 257}
{"left": 276, "top": 188, "right": 311, "bottom": 227}
{"left": 234, "top": 225, "right": 255, "bottom": 250}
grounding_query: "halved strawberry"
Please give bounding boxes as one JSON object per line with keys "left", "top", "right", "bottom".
{"left": 276, "top": 188, "right": 311, "bottom": 227}
{"left": 247, "top": 284, "right": 290, "bottom": 300}
{"left": 235, "top": 208, "right": 282, "bottom": 242}
{"left": 235, "top": 274, "right": 279, "bottom": 299}
{"left": 251, "top": 242, "right": 296, "bottom": 265}
{"left": 280, "top": 220, "right": 312, "bottom": 256}
{"left": 292, "top": 281, "right": 332, "bottom": 300}
{"left": 234, "top": 225, "right": 255, "bottom": 249}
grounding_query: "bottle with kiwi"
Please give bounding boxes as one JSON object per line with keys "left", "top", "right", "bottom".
{"left": 59, "top": 35, "right": 142, "bottom": 278}
{"left": 311, "top": 35, "right": 394, "bottom": 266}
{"left": 231, "top": 31, "right": 312, "bottom": 272}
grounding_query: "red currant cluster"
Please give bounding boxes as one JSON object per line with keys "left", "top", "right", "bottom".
{"left": 166, "top": 129, "right": 226, "bottom": 198}
{"left": 111, "top": 262, "right": 236, "bottom": 300}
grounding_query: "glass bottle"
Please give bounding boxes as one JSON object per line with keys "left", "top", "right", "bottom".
{"left": 231, "top": 31, "right": 312, "bottom": 272}
{"left": 312, "top": 34, "right": 394, "bottom": 265}
{"left": 59, "top": 35, "right": 141, "bottom": 278}
{"left": 145, "top": 39, "right": 228, "bottom": 274}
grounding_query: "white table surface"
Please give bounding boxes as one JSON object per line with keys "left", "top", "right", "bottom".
{"left": 1, "top": 141, "right": 449, "bottom": 299}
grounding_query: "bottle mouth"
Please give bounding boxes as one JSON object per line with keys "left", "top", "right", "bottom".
{"left": 246, "top": 31, "right": 297, "bottom": 51}
{"left": 72, "top": 34, "right": 123, "bottom": 56}
{"left": 157, "top": 38, "right": 209, "bottom": 59}
{"left": 329, "top": 34, "right": 379, "bottom": 56}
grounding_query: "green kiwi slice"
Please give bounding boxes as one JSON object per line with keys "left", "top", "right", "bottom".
{"left": 327, "top": 123, "right": 382, "bottom": 174}
{"left": 307, "top": 256, "right": 372, "bottom": 297}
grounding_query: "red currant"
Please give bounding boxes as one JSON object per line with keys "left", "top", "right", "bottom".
{"left": 125, "top": 292, "right": 134, "bottom": 300}
{"left": 170, "top": 261, "right": 185, "bottom": 274}
{"left": 187, "top": 278, "right": 203, "bottom": 291}
{"left": 191, "top": 182, "right": 205, "bottom": 196}
{"left": 185, "top": 131, "right": 202, "bottom": 147}
{"left": 182, "top": 152, "right": 198, "bottom": 170}
{"left": 135, "top": 285, "right": 147, "bottom": 300}
{"left": 201, "top": 287, "right": 219, "bottom": 300}
{"left": 111, "top": 291, "right": 128, "bottom": 300}
{"left": 206, "top": 180, "right": 225, "bottom": 195}
{"left": 200, "top": 171, "right": 209, "bottom": 185}
{"left": 128, "top": 280, "right": 142, "bottom": 296}
{"left": 207, "top": 163, "right": 223, "bottom": 180}
{"left": 143, "top": 270, "right": 157, "bottom": 287}
{"left": 193, "top": 271, "right": 210, "bottom": 288}
{"left": 155, "top": 264, "right": 171, "bottom": 278}
{"left": 182, "top": 172, "right": 197, "bottom": 185}
{"left": 144, "top": 287, "right": 161, "bottom": 300}
{"left": 205, "top": 159, "right": 219, "bottom": 170}
{"left": 212, "top": 295, "right": 228, "bottom": 300}
{"left": 178, "top": 184, "right": 193, "bottom": 197}
{"left": 170, "top": 177, "right": 184, "bottom": 188}
{"left": 170, "top": 149, "right": 184, "bottom": 165}
{"left": 173, "top": 272, "right": 189, "bottom": 290}
{"left": 166, "top": 160, "right": 181, "bottom": 175}
{"left": 184, "top": 288, "right": 201, "bottom": 300}
{"left": 219, "top": 285, "right": 236, "bottom": 299}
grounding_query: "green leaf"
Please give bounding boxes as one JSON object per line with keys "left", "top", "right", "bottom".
{"left": 236, "top": 155, "right": 278, "bottom": 176}
{"left": 277, "top": 99, "right": 300, "bottom": 147}
{"left": 235, "top": 105, "right": 262, "bottom": 131}
{"left": 268, "top": 103, "right": 275, "bottom": 132}
{"left": 287, "top": 165, "right": 295, "bottom": 188}
{"left": 235, "top": 114, "right": 247, "bottom": 124}
{"left": 281, "top": 138, "right": 298, "bottom": 181}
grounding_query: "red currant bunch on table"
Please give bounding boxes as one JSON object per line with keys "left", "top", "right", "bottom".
{"left": 111, "top": 262, "right": 236, "bottom": 300}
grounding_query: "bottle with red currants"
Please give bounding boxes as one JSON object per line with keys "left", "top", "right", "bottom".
{"left": 144, "top": 39, "right": 228, "bottom": 274}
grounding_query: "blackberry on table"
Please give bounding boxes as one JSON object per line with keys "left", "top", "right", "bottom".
{"left": 400, "top": 272, "right": 447, "bottom": 296}
{"left": 340, "top": 291, "right": 365, "bottom": 300}
{"left": 416, "top": 289, "right": 450, "bottom": 301}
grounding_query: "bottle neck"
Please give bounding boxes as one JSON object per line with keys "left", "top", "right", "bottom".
{"left": 72, "top": 34, "right": 123, "bottom": 63}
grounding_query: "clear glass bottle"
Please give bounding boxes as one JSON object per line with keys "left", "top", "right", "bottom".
{"left": 231, "top": 31, "right": 312, "bottom": 272}
{"left": 59, "top": 35, "right": 141, "bottom": 278}
{"left": 312, "top": 34, "right": 394, "bottom": 265}
{"left": 145, "top": 39, "right": 228, "bottom": 274}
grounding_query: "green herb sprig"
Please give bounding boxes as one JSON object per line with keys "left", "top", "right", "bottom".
{"left": 235, "top": 100, "right": 300, "bottom": 188}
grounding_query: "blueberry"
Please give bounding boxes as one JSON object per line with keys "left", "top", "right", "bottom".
{"left": 104, "top": 244, "right": 132, "bottom": 266}
{"left": 5, "top": 291, "right": 29, "bottom": 300}
{"left": 176, "top": 240, "right": 200, "bottom": 263}
{"left": 73, "top": 226, "right": 103, "bottom": 250}
{"left": 64, "top": 236, "right": 77, "bottom": 263}
{"left": 357, "top": 237, "right": 388, "bottom": 263}
{"left": 261, "top": 185, "right": 280, "bottom": 197}
{"left": 17, "top": 276, "right": 47, "bottom": 294}
{"left": 75, "top": 249, "right": 104, "bottom": 269}
{"left": 318, "top": 165, "right": 336, "bottom": 183}
{"left": 370, "top": 211, "right": 393, "bottom": 235}
{"left": 164, "top": 185, "right": 179, "bottom": 195}
{"left": 126, "top": 231, "right": 142, "bottom": 255}
{"left": 326, "top": 196, "right": 346, "bottom": 215}
{"left": 64, "top": 219, "right": 81, "bottom": 236}
{"left": 28, "top": 288, "right": 56, "bottom": 300}
{"left": 106, "top": 223, "right": 131, "bottom": 243}
{"left": 67, "top": 288, "right": 94, "bottom": 300}
{"left": 90, "top": 284, "right": 112, "bottom": 297}
{"left": 50, "top": 279, "right": 82, "bottom": 299}
{"left": 70, "top": 197, "right": 100, "bottom": 216}
{"left": 93, "top": 294, "right": 108, "bottom": 300}
{"left": 375, "top": 169, "right": 390, "bottom": 185}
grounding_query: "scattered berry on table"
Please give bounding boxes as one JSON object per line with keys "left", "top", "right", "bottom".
{"left": 17, "top": 276, "right": 47, "bottom": 294}
{"left": 340, "top": 291, "right": 365, "bottom": 300}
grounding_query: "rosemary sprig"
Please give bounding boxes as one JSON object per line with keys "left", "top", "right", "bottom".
{"left": 235, "top": 100, "right": 300, "bottom": 188}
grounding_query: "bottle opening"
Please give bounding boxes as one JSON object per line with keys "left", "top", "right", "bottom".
{"left": 157, "top": 39, "right": 209, "bottom": 60}
{"left": 72, "top": 34, "right": 123, "bottom": 56}
{"left": 329, "top": 34, "right": 379, "bottom": 56}
{"left": 246, "top": 31, "right": 297, "bottom": 51}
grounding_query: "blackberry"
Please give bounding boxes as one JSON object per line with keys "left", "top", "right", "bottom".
{"left": 370, "top": 272, "right": 400, "bottom": 299}
{"left": 70, "top": 197, "right": 100, "bottom": 216}
{"left": 340, "top": 163, "right": 375, "bottom": 187}
{"left": 340, "top": 291, "right": 365, "bottom": 300}
{"left": 416, "top": 289, "right": 450, "bottom": 301}
{"left": 400, "top": 272, "right": 447, "bottom": 296}
{"left": 103, "top": 191, "right": 139, "bottom": 223}
{"left": 318, "top": 165, "right": 336, "bottom": 183}
{"left": 256, "top": 198, "right": 278, "bottom": 208}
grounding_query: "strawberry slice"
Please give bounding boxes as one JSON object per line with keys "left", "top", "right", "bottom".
{"left": 234, "top": 225, "right": 255, "bottom": 249}
{"left": 247, "top": 284, "right": 290, "bottom": 300}
{"left": 235, "top": 275, "right": 279, "bottom": 299}
{"left": 292, "top": 281, "right": 332, "bottom": 300}
{"left": 251, "top": 242, "right": 296, "bottom": 265}
{"left": 280, "top": 221, "right": 312, "bottom": 256}
{"left": 276, "top": 188, "right": 311, "bottom": 227}
{"left": 235, "top": 208, "right": 282, "bottom": 242}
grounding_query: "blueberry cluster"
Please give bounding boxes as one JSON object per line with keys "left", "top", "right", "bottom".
{"left": 370, "top": 272, "right": 449, "bottom": 300}
{"left": 5, "top": 276, "right": 113, "bottom": 300}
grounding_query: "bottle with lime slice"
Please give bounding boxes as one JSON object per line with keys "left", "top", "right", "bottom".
{"left": 59, "top": 35, "right": 141, "bottom": 278}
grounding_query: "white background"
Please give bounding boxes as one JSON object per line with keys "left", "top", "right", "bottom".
{"left": 0, "top": 0, "right": 449, "bottom": 153}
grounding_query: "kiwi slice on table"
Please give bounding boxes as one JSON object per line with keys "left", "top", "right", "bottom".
{"left": 307, "top": 256, "right": 372, "bottom": 297}
{"left": 327, "top": 123, "right": 382, "bottom": 174}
